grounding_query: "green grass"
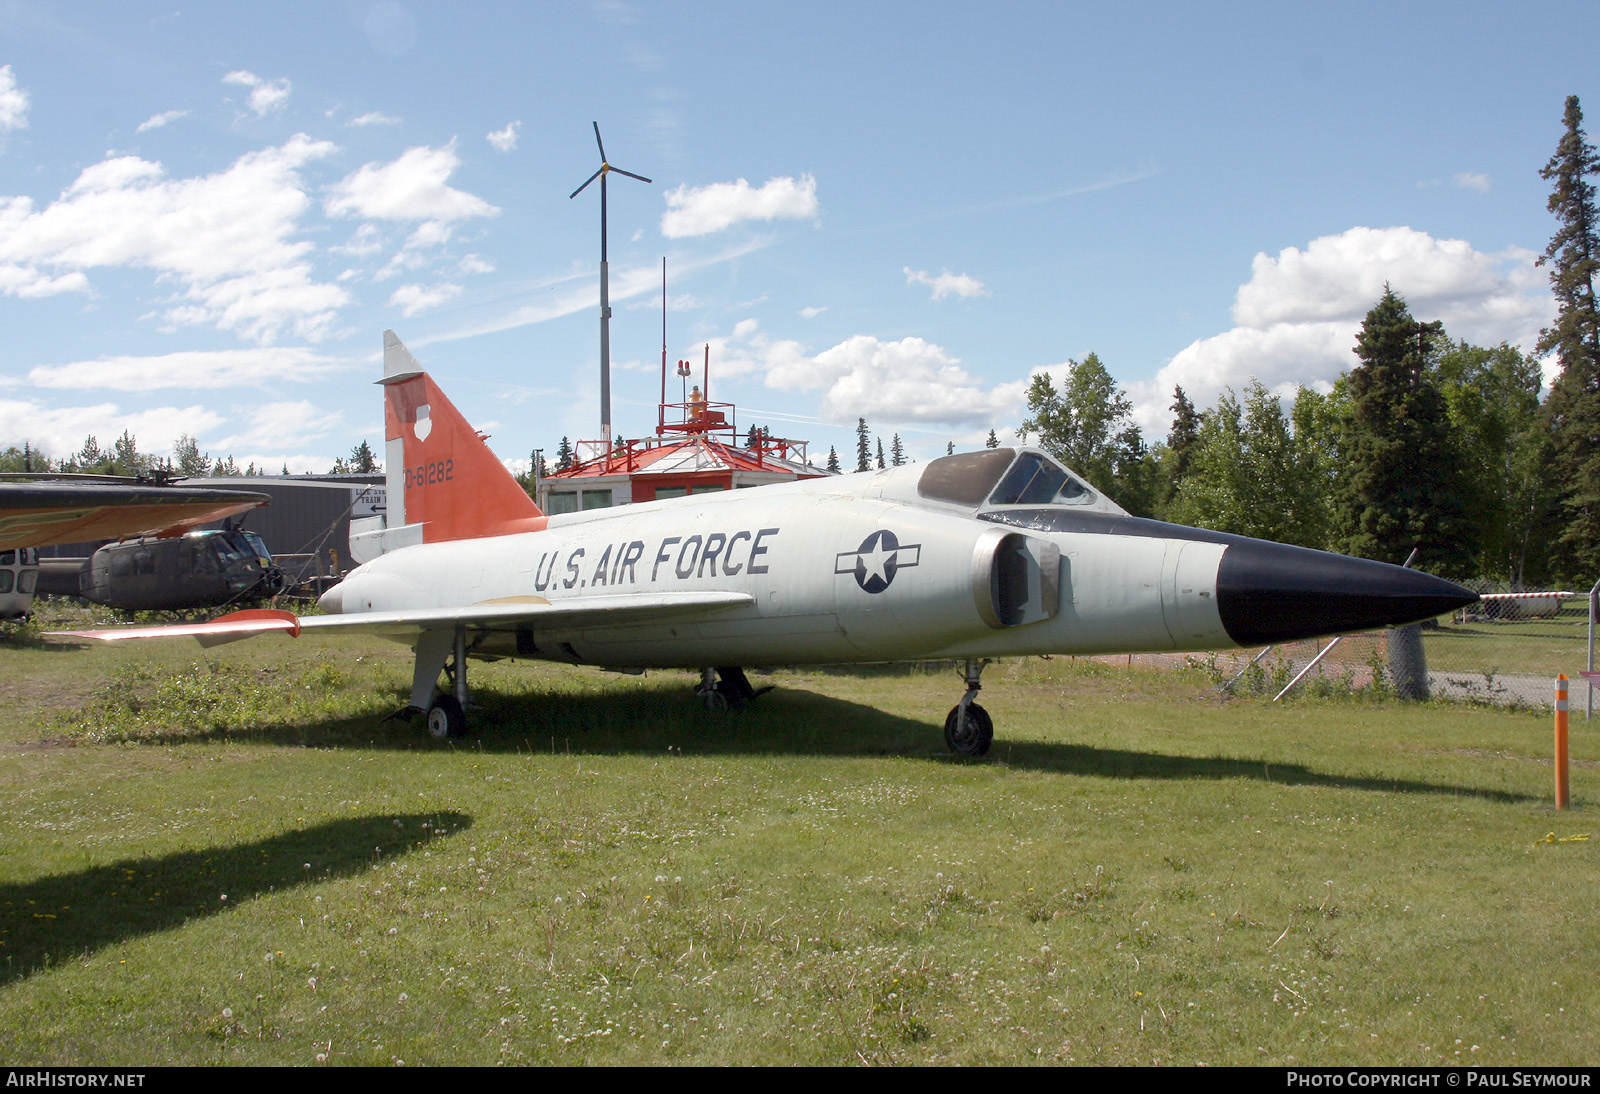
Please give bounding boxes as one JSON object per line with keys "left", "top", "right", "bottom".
{"left": 2, "top": 617, "right": 1598, "bottom": 1065}
{"left": 1423, "top": 610, "right": 1594, "bottom": 679}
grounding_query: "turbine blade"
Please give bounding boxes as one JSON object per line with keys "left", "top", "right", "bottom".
{"left": 610, "top": 167, "right": 653, "bottom": 184}
{"left": 569, "top": 166, "right": 604, "bottom": 199}
{"left": 592, "top": 121, "right": 606, "bottom": 162}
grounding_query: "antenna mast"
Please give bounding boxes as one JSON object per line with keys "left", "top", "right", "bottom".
{"left": 569, "top": 122, "right": 652, "bottom": 454}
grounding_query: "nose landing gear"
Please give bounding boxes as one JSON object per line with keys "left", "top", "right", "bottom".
{"left": 944, "top": 658, "right": 993, "bottom": 757}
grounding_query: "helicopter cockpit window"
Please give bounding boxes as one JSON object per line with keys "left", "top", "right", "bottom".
{"left": 242, "top": 532, "right": 272, "bottom": 564}
{"left": 917, "top": 448, "right": 1017, "bottom": 506}
{"left": 988, "top": 451, "right": 1095, "bottom": 506}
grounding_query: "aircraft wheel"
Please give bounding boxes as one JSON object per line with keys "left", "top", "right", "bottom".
{"left": 944, "top": 702, "right": 993, "bottom": 757}
{"left": 426, "top": 695, "right": 467, "bottom": 739}
{"left": 704, "top": 690, "right": 731, "bottom": 713}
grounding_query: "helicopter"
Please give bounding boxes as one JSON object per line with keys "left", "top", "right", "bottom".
{"left": 40, "top": 524, "right": 283, "bottom": 612}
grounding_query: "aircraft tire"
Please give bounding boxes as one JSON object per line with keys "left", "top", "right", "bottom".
{"left": 426, "top": 695, "right": 467, "bottom": 739}
{"left": 944, "top": 702, "right": 993, "bottom": 757}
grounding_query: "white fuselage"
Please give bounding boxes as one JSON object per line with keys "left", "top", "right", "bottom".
{"left": 322, "top": 466, "right": 1233, "bottom": 668}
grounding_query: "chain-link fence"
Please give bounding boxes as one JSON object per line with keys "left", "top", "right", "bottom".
{"left": 1088, "top": 581, "right": 1595, "bottom": 710}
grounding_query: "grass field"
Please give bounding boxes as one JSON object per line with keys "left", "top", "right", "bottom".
{"left": 2, "top": 615, "right": 1598, "bottom": 1066}
{"left": 1423, "top": 600, "right": 1595, "bottom": 679}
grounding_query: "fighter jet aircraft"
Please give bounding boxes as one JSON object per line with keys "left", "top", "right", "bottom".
{"left": 58, "top": 332, "right": 1478, "bottom": 755}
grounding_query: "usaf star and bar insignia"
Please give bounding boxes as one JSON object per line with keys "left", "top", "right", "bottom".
{"left": 836, "top": 529, "right": 921, "bottom": 594}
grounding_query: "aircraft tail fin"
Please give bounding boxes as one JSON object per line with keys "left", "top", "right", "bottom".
{"left": 376, "top": 330, "right": 545, "bottom": 546}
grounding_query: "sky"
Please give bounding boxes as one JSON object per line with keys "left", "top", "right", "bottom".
{"left": 1, "top": 1, "right": 1596, "bottom": 474}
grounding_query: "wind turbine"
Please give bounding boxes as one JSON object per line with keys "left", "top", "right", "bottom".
{"left": 569, "top": 122, "right": 651, "bottom": 456}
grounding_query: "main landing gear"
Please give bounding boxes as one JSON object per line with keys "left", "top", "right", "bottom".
{"left": 944, "top": 659, "right": 993, "bottom": 758}
{"left": 384, "top": 626, "right": 474, "bottom": 738}
{"left": 696, "top": 666, "right": 770, "bottom": 711}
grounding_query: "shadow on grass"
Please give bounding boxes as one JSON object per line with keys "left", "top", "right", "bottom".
{"left": 990, "top": 739, "right": 1537, "bottom": 803}
{"left": 0, "top": 811, "right": 470, "bottom": 987}
{"left": 116, "top": 682, "right": 1537, "bottom": 804}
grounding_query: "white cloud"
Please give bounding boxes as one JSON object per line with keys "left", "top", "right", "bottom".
{"left": 329, "top": 222, "right": 384, "bottom": 257}
{"left": 222, "top": 70, "right": 292, "bottom": 116}
{"left": 325, "top": 142, "right": 499, "bottom": 222}
{"left": 0, "top": 263, "right": 91, "bottom": 298}
{"left": 1454, "top": 171, "right": 1491, "bottom": 193}
{"left": 1230, "top": 227, "right": 1547, "bottom": 339}
{"left": 799, "top": 305, "right": 826, "bottom": 319}
{"left": 660, "top": 174, "right": 819, "bottom": 238}
{"left": 0, "top": 135, "right": 350, "bottom": 342}
{"left": 903, "top": 266, "right": 990, "bottom": 300}
{"left": 213, "top": 400, "right": 343, "bottom": 452}
{"left": 0, "top": 65, "right": 28, "bottom": 136}
{"left": 487, "top": 121, "right": 520, "bottom": 152}
{"left": 1127, "top": 225, "right": 1555, "bottom": 435}
{"left": 325, "top": 143, "right": 499, "bottom": 280}
{"left": 349, "top": 111, "right": 400, "bottom": 127}
{"left": 0, "top": 398, "right": 228, "bottom": 458}
{"left": 456, "top": 253, "right": 494, "bottom": 275}
{"left": 389, "top": 281, "right": 462, "bottom": 317}
{"left": 26, "top": 347, "right": 341, "bottom": 390}
{"left": 807, "top": 335, "right": 1027, "bottom": 426}
{"left": 706, "top": 319, "right": 1028, "bottom": 428}
{"left": 136, "top": 109, "right": 189, "bottom": 133}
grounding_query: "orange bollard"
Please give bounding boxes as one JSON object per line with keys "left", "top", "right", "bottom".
{"left": 1555, "top": 674, "right": 1571, "bottom": 811}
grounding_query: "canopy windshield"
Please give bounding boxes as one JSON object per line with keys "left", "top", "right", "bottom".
{"left": 917, "top": 448, "right": 1097, "bottom": 509}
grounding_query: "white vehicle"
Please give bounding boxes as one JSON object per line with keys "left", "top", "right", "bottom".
{"left": 61, "top": 332, "right": 1478, "bottom": 755}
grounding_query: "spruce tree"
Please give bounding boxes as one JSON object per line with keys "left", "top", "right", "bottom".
{"left": 110, "top": 430, "right": 146, "bottom": 476}
{"left": 855, "top": 418, "right": 871, "bottom": 472}
{"left": 555, "top": 436, "right": 574, "bottom": 471}
{"left": 1537, "top": 96, "right": 1600, "bottom": 578}
{"left": 357, "top": 440, "right": 380, "bottom": 473}
{"left": 890, "top": 433, "right": 905, "bottom": 466}
{"left": 1331, "top": 288, "right": 1475, "bottom": 575}
{"left": 1164, "top": 386, "right": 1202, "bottom": 505}
{"left": 984, "top": 429, "right": 999, "bottom": 449}
{"left": 875, "top": 437, "right": 885, "bottom": 470}
{"left": 826, "top": 445, "right": 840, "bottom": 473}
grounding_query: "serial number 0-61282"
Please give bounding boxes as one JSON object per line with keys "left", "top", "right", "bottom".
{"left": 405, "top": 459, "right": 453, "bottom": 489}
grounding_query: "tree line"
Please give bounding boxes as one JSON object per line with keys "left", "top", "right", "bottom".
{"left": 1017, "top": 96, "right": 1598, "bottom": 587}
{"left": 0, "top": 434, "right": 381, "bottom": 478}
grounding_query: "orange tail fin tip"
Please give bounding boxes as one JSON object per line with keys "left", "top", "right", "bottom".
{"left": 381, "top": 331, "right": 546, "bottom": 543}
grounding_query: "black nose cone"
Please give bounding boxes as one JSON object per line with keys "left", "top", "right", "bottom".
{"left": 1216, "top": 540, "right": 1479, "bottom": 647}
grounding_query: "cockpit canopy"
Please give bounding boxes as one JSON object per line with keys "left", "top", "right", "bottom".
{"left": 916, "top": 448, "right": 1123, "bottom": 514}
